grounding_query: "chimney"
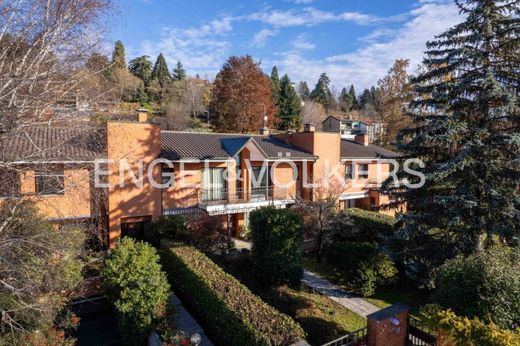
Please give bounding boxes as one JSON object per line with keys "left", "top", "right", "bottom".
{"left": 304, "top": 123, "right": 316, "bottom": 132}
{"left": 355, "top": 133, "right": 369, "bottom": 146}
{"left": 136, "top": 108, "right": 149, "bottom": 123}
{"left": 259, "top": 127, "right": 270, "bottom": 135}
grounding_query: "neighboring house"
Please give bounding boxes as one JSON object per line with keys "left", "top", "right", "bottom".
{"left": 0, "top": 111, "right": 401, "bottom": 248}
{"left": 322, "top": 115, "right": 385, "bottom": 143}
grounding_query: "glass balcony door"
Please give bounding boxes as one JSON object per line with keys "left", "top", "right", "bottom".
{"left": 250, "top": 166, "right": 269, "bottom": 201}
{"left": 202, "top": 168, "right": 226, "bottom": 201}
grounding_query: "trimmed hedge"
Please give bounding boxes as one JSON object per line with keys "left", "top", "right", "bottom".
{"left": 160, "top": 242, "right": 305, "bottom": 346}
{"left": 346, "top": 208, "right": 396, "bottom": 240}
{"left": 326, "top": 241, "right": 397, "bottom": 296}
{"left": 250, "top": 207, "right": 304, "bottom": 286}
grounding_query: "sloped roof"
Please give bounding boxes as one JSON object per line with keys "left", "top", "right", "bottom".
{"left": 340, "top": 139, "right": 400, "bottom": 159}
{"left": 160, "top": 131, "right": 316, "bottom": 160}
{"left": 0, "top": 126, "right": 106, "bottom": 162}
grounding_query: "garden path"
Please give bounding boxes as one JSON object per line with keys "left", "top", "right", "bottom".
{"left": 302, "top": 270, "right": 380, "bottom": 317}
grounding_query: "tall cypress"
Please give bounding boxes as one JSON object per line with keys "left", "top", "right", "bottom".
{"left": 278, "top": 74, "right": 302, "bottom": 130}
{"left": 383, "top": 0, "right": 520, "bottom": 287}
{"left": 348, "top": 85, "right": 359, "bottom": 110}
{"left": 111, "top": 40, "right": 126, "bottom": 69}
{"left": 151, "top": 53, "right": 171, "bottom": 87}
{"left": 270, "top": 66, "right": 281, "bottom": 106}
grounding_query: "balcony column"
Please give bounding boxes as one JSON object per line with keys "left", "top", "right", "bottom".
{"left": 241, "top": 149, "right": 251, "bottom": 201}
{"left": 227, "top": 159, "right": 237, "bottom": 203}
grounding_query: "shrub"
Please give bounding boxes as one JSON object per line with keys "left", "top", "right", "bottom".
{"left": 421, "top": 304, "right": 520, "bottom": 346}
{"left": 186, "top": 213, "right": 234, "bottom": 252}
{"left": 345, "top": 208, "right": 396, "bottom": 241}
{"left": 326, "top": 241, "right": 397, "bottom": 296}
{"left": 250, "top": 207, "right": 304, "bottom": 286}
{"left": 145, "top": 215, "right": 187, "bottom": 245}
{"left": 101, "top": 238, "right": 170, "bottom": 344}
{"left": 432, "top": 246, "right": 520, "bottom": 330}
{"left": 160, "top": 242, "right": 305, "bottom": 346}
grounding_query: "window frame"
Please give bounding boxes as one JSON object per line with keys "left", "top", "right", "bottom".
{"left": 35, "top": 169, "right": 65, "bottom": 196}
{"left": 357, "top": 163, "right": 369, "bottom": 179}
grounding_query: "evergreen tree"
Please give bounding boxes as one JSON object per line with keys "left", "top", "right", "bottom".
{"left": 173, "top": 61, "right": 187, "bottom": 81}
{"left": 151, "top": 53, "right": 171, "bottom": 87}
{"left": 310, "top": 73, "right": 335, "bottom": 111}
{"left": 278, "top": 74, "right": 302, "bottom": 130}
{"left": 359, "top": 88, "right": 372, "bottom": 110}
{"left": 348, "top": 84, "right": 359, "bottom": 110}
{"left": 135, "top": 81, "right": 149, "bottom": 105}
{"left": 270, "top": 66, "right": 281, "bottom": 106}
{"left": 128, "top": 55, "right": 153, "bottom": 85}
{"left": 298, "top": 81, "right": 310, "bottom": 100}
{"left": 111, "top": 40, "right": 126, "bottom": 69}
{"left": 383, "top": 0, "right": 520, "bottom": 287}
{"left": 338, "top": 87, "right": 353, "bottom": 112}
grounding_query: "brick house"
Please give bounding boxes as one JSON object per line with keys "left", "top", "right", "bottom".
{"left": 0, "top": 111, "right": 401, "bottom": 248}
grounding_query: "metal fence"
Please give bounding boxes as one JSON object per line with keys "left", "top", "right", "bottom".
{"left": 321, "top": 327, "right": 368, "bottom": 346}
{"left": 408, "top": 316, "right": 437, "bottom": 346}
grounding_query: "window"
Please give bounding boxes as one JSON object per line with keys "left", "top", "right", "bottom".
{"left": 345, "top": 199, "right": 357, "bottom": 209}
{"left": 358, "top": 164, "right": 369, "bottom": 179}
{"left": 345, "top": 164, "right": 354, "bottom": 180}
{"left": 0, "top": 169, "right": 20, "bottom": 197}
{"left": 35, "top": 170, "right": 64, "bottom": 196}
{"left": 161, "top": 166, "right": 174, "bottom": 188}
{"left": 201, "top": 168, "right": 226, "bottom": 201}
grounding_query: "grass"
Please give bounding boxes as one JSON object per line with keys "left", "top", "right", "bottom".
{"left": 220, "top": 258, "right": 367, "bottom": 345}
{"left": 302, "top": 255, "right": 430, "bottom": 316}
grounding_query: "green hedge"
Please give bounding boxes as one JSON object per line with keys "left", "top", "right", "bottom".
{"left": 160, "top": 242, "right": 305, "bottom": 346}
{"left": 346, "top": 208, "right": 396, "bottom": 240}
{"left": 250, "top": 207, "right": 304, "bottom": 286}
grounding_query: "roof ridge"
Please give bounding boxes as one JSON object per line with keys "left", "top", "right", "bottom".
{"left": 161, "top": 130, "right": 267, "bottom": 137}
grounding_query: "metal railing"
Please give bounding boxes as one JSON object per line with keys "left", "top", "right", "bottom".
{"left": 321, "top": 327, "right": 368, "bottom": 346}
{"left": 200, "top": 186, "right": 290, "bottom": 204}
{"left": 408, "top": 316, "right": 437, "bottom": 346}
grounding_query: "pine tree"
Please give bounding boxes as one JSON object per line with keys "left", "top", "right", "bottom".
{"left": 338, "top": 87, "right": 353, "bottom": 112}
{"left": 128, "top": 55, "right": 153, "bottom": 84}
{"left": 270, "top": 66, "right": 281, "bottom": 106}
{"left": 310, "top": 73, "right": 335, "bottom": 111}
{"left": 111, "top": 40, "right": 126, "bottom": 69}
{"left": 173, "top": 61, "right": 187, "bottom": 81}
{"left": 298, "top": 81, "right": 310, "bottom": 100}
{"left": 348, "top": 84, "right": 359, "bottom": 110}
{"left": 383, "top": 0, "right": 520, "bottom": 287}
{"left": 151, "top": 53, "right": 171, "bottom": 87}
{"left": 278, "top": 74, "right": 302, "bottom": 130}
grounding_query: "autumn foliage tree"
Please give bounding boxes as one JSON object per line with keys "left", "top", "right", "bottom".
{"left": 376, "top": 59, "right": 414, "bottom": 147}
{"left": 210, "top": 56, "right": 276, "bottom": 132}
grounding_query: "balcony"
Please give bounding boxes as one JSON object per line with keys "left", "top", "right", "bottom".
{"left": 200, "top": 186, "right": 291, "bottom": 205}
{"left": 163, "top": 186, "right": 294, "bottom": 216}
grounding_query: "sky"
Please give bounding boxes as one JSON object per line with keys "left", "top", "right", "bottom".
{"left": 107, "top": 0, "right": 463, "bottom": 91}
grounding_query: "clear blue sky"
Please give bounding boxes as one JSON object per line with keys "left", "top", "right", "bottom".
{"left": 107, "top": 0, "right": 461, "bottom": 91}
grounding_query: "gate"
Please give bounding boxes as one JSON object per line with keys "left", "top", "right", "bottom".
{"left": 321, "top": 327, "right": 368, "bottom": 346}
{"left": 407, "top": 316, "right": 437, "bottom": 346}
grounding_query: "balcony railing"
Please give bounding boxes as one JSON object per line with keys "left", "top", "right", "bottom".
{"left": 200, "top": 186, "right": 290, "bottom": 205}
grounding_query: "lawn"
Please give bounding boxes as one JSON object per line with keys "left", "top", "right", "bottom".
{"left": 219, "top": 258, "right": 367, "bottom": 345}
{"left": 302, "top": 256, "right": 430, "bottom": 316}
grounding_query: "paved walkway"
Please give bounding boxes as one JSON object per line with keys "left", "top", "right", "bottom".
{"left": 302, "top": 270, "right": 380, "bottom": 317}
{"left": 170, "top": 294, "right": 214, "bottom": 345}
